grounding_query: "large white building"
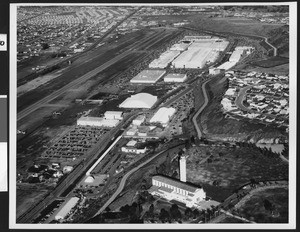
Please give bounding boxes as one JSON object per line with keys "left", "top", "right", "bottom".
{"left": 55, "top": 197, "right": 79, "bottom": 221}
{"left": 77, "top": 116, "right": 120, "bottom": 127}
{"left": 150, "top": 107, "right": 176, "bottom": 127}
{"left": 130, "top": 69, "right": 166, "bottom": 84}
{"left": 149, "top": 50, "right": 181, "bottom": 69}
{"left": 171, "top": 38, "right": 229, "bottom": 69}
{"left": 148, "top": 175, "right": 206, "bottom": 208}
{"left": 164, "top": 73, "right": 187, "bottom": 83}
{"left": 119, "top": 93, "right": 157, "bottom": 109}
{"left": 104, "top": 111, "right": 123, "bottom": 120}
{"left": 169, "top": 42, "right": 191, "bottom": 51}
{"left": 132, "top": 115, "right": 146, "bottom": 126}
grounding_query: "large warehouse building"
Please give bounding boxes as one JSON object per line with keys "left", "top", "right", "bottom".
{"left": 164, "top": 73, "right": 187, "bottom": 83}
{"left": 172, "top": 47, "right": 212, "bottom": 69}
{"left": 55, "top": 197, "right": 80, "bottom": 221}
{"left": 149, "top": 50, "right": 181, "bottom": 69}
{"left": 119, "top": 93, "right": 157, "bottom": 109}
{"left": 169, "top": 42, "right": 191, "bottom": 51}
{"left": 171, "top": 38, "right": 229, "bottom": 69}
{"left": 150, "top": 107, "right": 176, "bottom": 127}
{"left": 148, "top": 175, "right": 206, "bottom": 208}
{"left": 130, "top": 69, "right": 166, "bottom": 84}
{"left": 77, "top": 116, "right": 120, "bottom": 127}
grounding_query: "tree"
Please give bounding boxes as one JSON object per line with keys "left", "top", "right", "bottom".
{"left": 184, "top": 208, "right": 193, "bottom": 219}
{"left": 159, "top": 208, "right": 170, "bottom": 222}
{"left": 41, "top": 43, "right": 50, "bottom": 50}
{"left": 170, "top": 204, "right": 182, "bottom": 221}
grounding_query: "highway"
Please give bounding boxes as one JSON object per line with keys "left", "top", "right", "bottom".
{"left": 192, "top": 79, "right": 210, "bottom": 139}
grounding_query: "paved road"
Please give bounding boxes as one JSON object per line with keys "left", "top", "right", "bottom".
{"left": 235, "top": 86, "right": 252, "bottom": 111}
{"left": 192, "top": 79, "right": 210, "bottom": 139}
{"left": 94, "top": 146, "right": 180, "bottom": 216}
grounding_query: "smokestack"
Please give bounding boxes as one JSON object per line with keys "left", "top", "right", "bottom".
{"left": 179, "top": 155, "right": 187, "bottom": 182}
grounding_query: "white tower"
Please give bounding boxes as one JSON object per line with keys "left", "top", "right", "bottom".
{"left": 179, "top": 155, "right": 187, "bottom": 182}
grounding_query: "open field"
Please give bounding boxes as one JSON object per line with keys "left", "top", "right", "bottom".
{"left": 250, "top": 56, "right": 289, "bottom": 68}
{"left": 185, "top": 145, "right": 288, "bottom": 202}
{"left": 188, "top": 16, "right": 283, "bottom": 37}
{"left": 237, "top": 187, "right": 288, "bottom": 223}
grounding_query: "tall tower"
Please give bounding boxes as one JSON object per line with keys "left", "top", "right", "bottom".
{"left": 179, "top": 155, "right": 187, "bottom": 182}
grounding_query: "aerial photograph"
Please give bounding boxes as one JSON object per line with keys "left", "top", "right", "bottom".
{"left": 12, "top": 3, "right": 294, "bottom": 228}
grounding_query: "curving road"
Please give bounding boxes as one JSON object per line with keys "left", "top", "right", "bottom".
{"left": 192, "top": 79, "right": 210, "bottom": 139}
{"left": 94, "top": 145, "right": 181, "bottom": 216}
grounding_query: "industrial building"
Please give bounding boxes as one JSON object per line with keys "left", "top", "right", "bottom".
{"left": 150, "top": 107, "right": 176, "bottom": 127}
{"left": 183, "top": 35, "right": 212, "bottom": 41}
{"left": 132, "top": 115, "right": 146, "bottom": 126}
{"left": 148, "top": 175, "right": 206, "bottom": 208}
{"left": 169, "top": 42, "right": 191, "bottom": 51}
{"left": 119, "top": 93, "right": 157, "bottom": 109}
{"left": 171, "top": 38, "right": 229, "bottom": 69}
{"left": 130, "top": 69, "right": 166, "bottom": 84}
{"left": 121, "top": 146, "right": 147, "bottom": 154}
{"left": 149, "top": 50, "right": 181, "bottom": 69}
{"left": 55, "top": 197, "right": 80, "bottom": 221}
{"left": 77, "top": 116, "right": 120, "bottom": 127}
{"left": 164, "top": 73, "right": 187, "bottom": 82}
{"left": 104, "top": 111, "right": 123, "bottom": 120}
{"left": 229, "top": 49, "right": 245, "bottom": 62}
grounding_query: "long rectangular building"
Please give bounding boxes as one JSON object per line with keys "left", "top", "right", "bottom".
{"left": 149, "top": 50, "right": 181, "bottom": 69}
{"left": 130, "top": 69, "right": 166, "bottom": 84}
{"left": 172, "top": 47, "right": 212, "bottom": 69}
{"left": 148, "top": 175, "right": 206, "bottom": 208}
{"left": 55, "top": 197, "right": 79, "bottom": 221}
{"left": 77, "top": 116, "right": 120, "bottom": 127}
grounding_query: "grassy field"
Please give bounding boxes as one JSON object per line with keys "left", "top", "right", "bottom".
{"left": 188, "top": 16, "right": 283, "bottom": 37}
{"left": 238, "top": 187, "right": 288, "bottom": 223}
{"left": 185, "top": 145, "right": 288, "bottom": 202}
{"left": 250, "top": 56, "right": 289, "bottom": 68}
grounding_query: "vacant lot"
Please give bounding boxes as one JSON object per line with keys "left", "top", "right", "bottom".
{"left": 186, "top": 145, "right": 288, "bottom": 201}
{"left": 238, "top": 187, "right": 288, "bottom": 223}
{"left": 250, "top": 56, "right": 289, "bottom": 68}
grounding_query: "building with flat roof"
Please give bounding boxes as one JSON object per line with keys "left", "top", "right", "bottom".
{"left": 148, "top": 175, "right": 206, "bottom": 208}
{"left": 55, "top": 197, "right": 79, "bottom": 221}
{"left": 132, "top": 115, "right": 146, "bottom": 126}
{"left": 77, "top": 116, "right": 120, "bottom": 127}
{"left": 149, "top": 50, "right": 181, "bottom": 69}
{"left": 164, "top": 73, "right": 187, "bottom": 83}
{"left": 130, "top": 69, "right": 166, "bottom": 84}
{"left": 169, "top": 42, "right": 191, "bottom": 51}
{"left": 104, "top": 111, "right": 123, "bottom": 120}
{"left": 150, "top": 107, "right": 176, "bottom": 127}
{"left": 119, "top": 93, "right": 157, "bottom": 109}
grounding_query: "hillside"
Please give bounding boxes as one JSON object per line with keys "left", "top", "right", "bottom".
{"left": 267, "top": 25, "right": 289, "bottom": 57}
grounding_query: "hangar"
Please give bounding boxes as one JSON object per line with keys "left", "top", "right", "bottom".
{"left": 119, "top": 93, "right": 157, "bottom": 109}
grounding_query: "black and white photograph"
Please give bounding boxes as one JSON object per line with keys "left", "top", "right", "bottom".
{"left": 8, "top": 2, "right": 297, "bottom": 230}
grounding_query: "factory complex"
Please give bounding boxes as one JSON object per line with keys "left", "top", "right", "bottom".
{"left": 171, "top": 38, "right": 229, "bottom": 69}
{"left": 216, "top": 46, "right": 254, "bottom": 70}
{"left": 149, "top": 50, "right": 181, "bottom": 69}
